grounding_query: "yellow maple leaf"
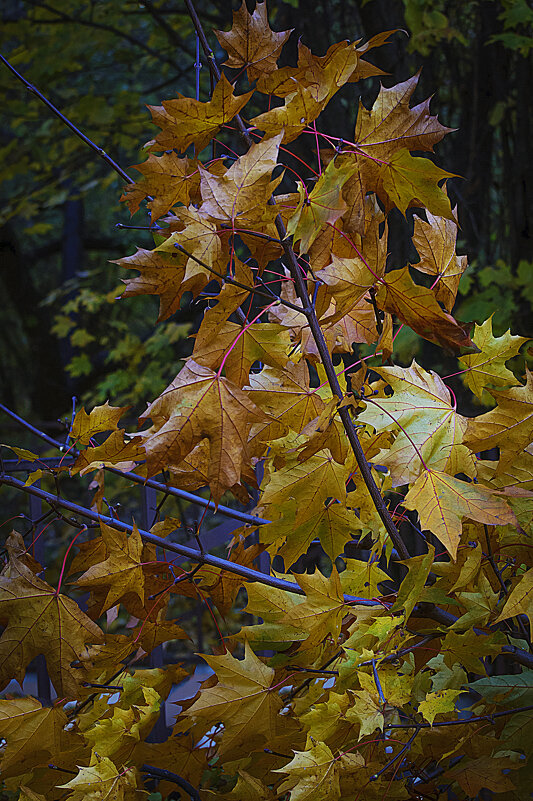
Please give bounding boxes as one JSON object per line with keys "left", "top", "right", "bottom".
{"left": 0, "top": 697, "right": 66, "bottom": 779}
{"left": 418, "top": 688, "right": 463, "bottom": 725}
{"left": 185, "top": 640, "right": 283, "bottom": 757}
{"left": 70, "top": 402, "right": 130, "bottom": 448}
{"left": 404, "top": 469, "right": 516, "bottom": 559}
{"left": 59, "top": 751, "right": 138, "bottom": 801}
{"left": 495, "top": 567, "right": 533, "bottom": 636}
{"left": 458, "top": 316, "right": 528, "bottom": 400}
{"left": 276, "top": 739, "right": 341, "bottom": 801}
{"left": 411, "top": 207, "right": 468, "bottom": 311}
{"left": 465, "top": 368, "right": 533, "bottom": 474}
{"left": 358, "top": 361, "right": 475, "bottom": 486}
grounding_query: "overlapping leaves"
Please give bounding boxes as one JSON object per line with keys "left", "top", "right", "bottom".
{"left": 1, "top": 2, "right": 531, "bottom": 800}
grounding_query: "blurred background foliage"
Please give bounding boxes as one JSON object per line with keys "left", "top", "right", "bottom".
{"left": 1, "top": 0, "right": 531, "bottom": 427}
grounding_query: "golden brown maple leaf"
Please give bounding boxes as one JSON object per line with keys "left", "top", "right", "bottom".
{"left": 121, "top": 153, "right": 199, "bottom": 222}
{"left": 464, "top": 369, "right": 533, "bottom": 474}
{"left": 184, "top": 640, "right": 283, "bottom": 758}
{"left": 215, "top": 0, "right": 293, "bottom": 81}
{"left": 138, "top": 359, "right": 270, "bottom": 503}
{"left": 0, "top": 557, "right": 103, "bottom": 697}
{"left": 375, "top": 267, "right": 477, "bottom": 353}
{"left": 411, "top": 206, "right": 468, "bottom": 311}
{"left": 75, "top": 523, "right": 146, "bottom": 614}
{"left": 148, "top": 74, "right": 253, "bottom": 154}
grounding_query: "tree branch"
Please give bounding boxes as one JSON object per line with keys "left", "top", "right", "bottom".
{"left": 0, "top": 54, "right": 133, "bottom": 185}
{"left": 385, "top": 703, "right": 533, "bottom": 730}
{"left": 2, "top": 472, "right": 533, "bottom": 669}
{"left": 0, "top": 474, "right": 374, "bottom": 605}
{"left": 0, "top": 403, "right": 268, "bottom": 527}
{"left": 141, "top": 765, "right": 200, "bottom": 801}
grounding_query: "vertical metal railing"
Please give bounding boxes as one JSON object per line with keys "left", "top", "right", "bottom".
{"left": 28, "top": 484, "right": 53, "bottom": 704}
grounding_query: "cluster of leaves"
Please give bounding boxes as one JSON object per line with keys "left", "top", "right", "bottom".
{"left": 1, "top": 2, "right": 533, "bottom": 799}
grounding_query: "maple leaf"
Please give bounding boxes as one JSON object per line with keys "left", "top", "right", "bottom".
{"left": 418, "top": 689, "right": 463, "bottom": 725}
{"left": 184, "top": 640, "right": 283, "bottom": 757}
{"left": 375, "top": 267, "right": 476, "bottom": 353}
{"left": 257, "top": 451, "right": 349, "bottom": 542}
{"left": 147, "top": 73, "right": 253, "bottom": 154}
{"left": 113, "top": 247, "right": 186, "bottom": 322}
{"left": 380, "top": 149, "right": 456, "bottom": 218}
{"left": 458, "top": 316, "right": 528, "bottom": 400}
{"left": 59, "top": 751, "right": 138, "bottom": 801}
{"left": 0, "top": 556, "right": 103, "bottom": 697}
{"left": 250, "top": 83, "right": 328, "bottom": 144}
{"left": 70, "top": 402, "right": 130, "bottom": 447}
{"left": 120, "top": 153, "right": 199, "bottom": 222}
{"left": 247, "top": 360, "right": 326, "bottom": 435}
{"left": 193, "top": 320, "right": 292, "bottom": 388}
{"left": 276, "top": 740, "right": 341, "bottom": 801}
{"left": 70, "top": 429, "right": 145, "bottom": 476}
{"left": 354, "top": 73, "right": 452, "bottom": 157}
{"left": 261, "top": 497, "right": 359, "bottom": 565}
{"left": 287, "top": 159, "right": 357, "bottom": 254}
{"left": 75, "top": 523, "right": 146, "bottom": 614}
{"left": 345, "top": 689, "right": 385, "bottom": 739}
{"left": 495, "top": 567, "right": 533, "bottom": 636}
{"left": 215, "top": 1, "right": 293, "bottom": 81}
{"left": 0, "top": 697, "right": 67, "bottom": 778}
{"left": 281, "top": 567, "right": 347, "bottom": 648}
{"left": 464, "top": 369, "right": 533, "bottom": 474}
{"left": 358, "top": 361, "right": 475, "bottom": 486}
{"left": 156, "top": 206, "right": 228, "bottom": 296}
{"left": 404, "top": 470, "right": 516, "bottom": 559}
{"left": 441, "top": 629, "right": 501, "bottom": 674}
{"left": 138, "top": 359, "right": 269, "bottom": 503}
{"left": 257, "top": 39, "right": 359, "bottom": 104}
{"left": 220, "top": 769, "right": 277, "bottom": 800}
{"left": 197, "top": 133, "right": 283, "bottom": 225}
{"left": 411, "top": 207, "right": 468, "bottom": 311}
{"left": 236, "top": 579, "right": 308, "bottom": 649}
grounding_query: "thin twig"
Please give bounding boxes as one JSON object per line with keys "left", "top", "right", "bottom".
{"left": 370, "top": 726, "right": 420, "bottom": 781}
{"left": 385, "top": 703, "right": 533, "bottom": 729}
{"left": 0, "top": 54, "right": 132, "bottom": 185}
{"left": 174, "top": 243, "right": 304, "bottom": 313}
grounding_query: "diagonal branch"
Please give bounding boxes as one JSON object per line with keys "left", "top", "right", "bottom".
{"left": 0, "top": 473, "right": 375, "bottom": 606}
{"left": 0, "top": 403, "right": 269, "bottom": 527}
{"left": 1, "top": 473, "right": 532, "bottom": 669}
{"left": 0, "top": 54, "right": 132, "bottom": 185}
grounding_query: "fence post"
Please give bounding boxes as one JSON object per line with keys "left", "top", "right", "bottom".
{"left": 28, "top": 486, "right": 52, "bottom": 704}
{"left": 141, "top": 484, "right": 170, "bottom": 741}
